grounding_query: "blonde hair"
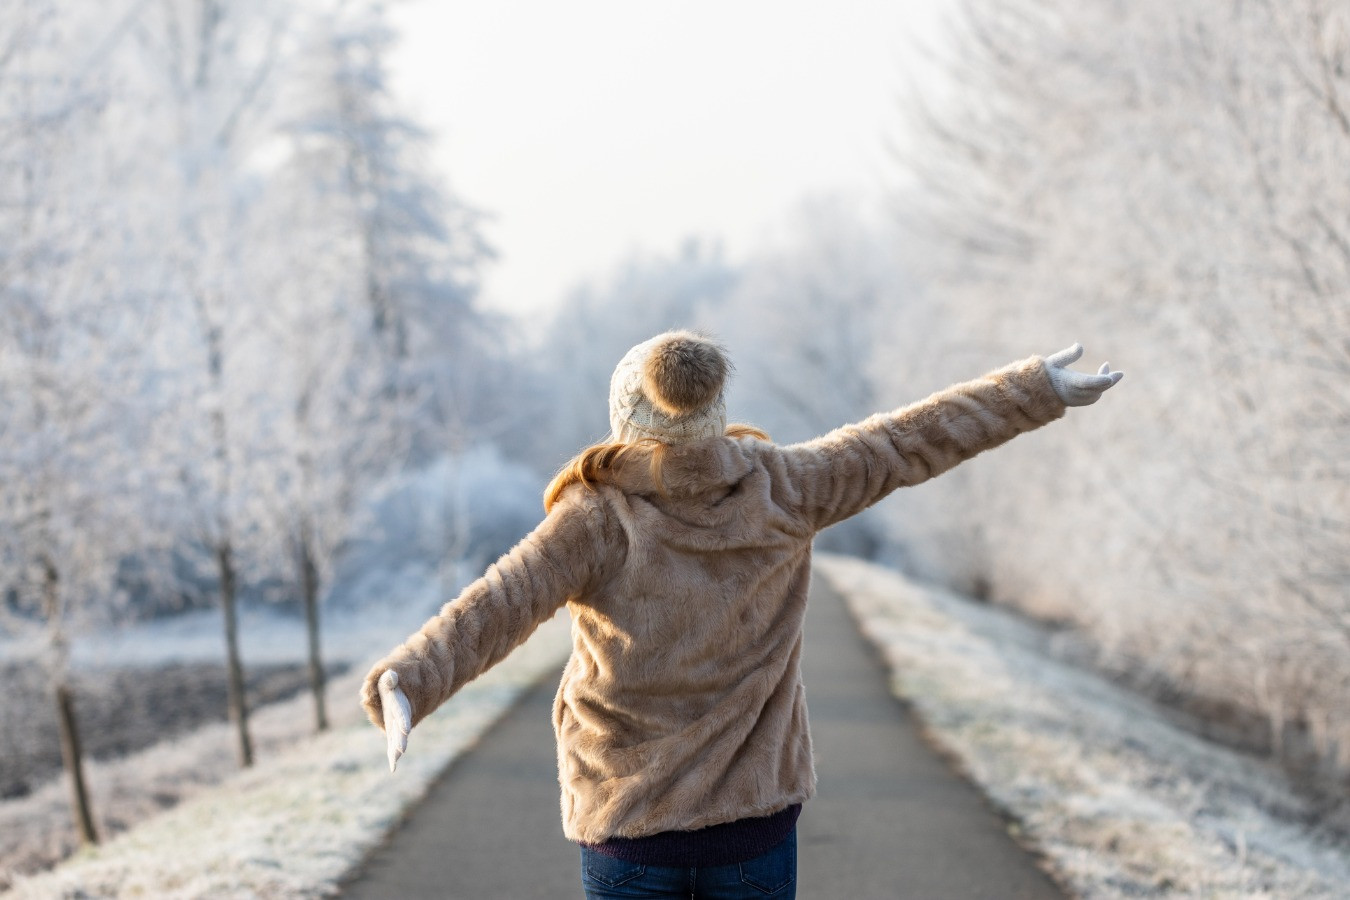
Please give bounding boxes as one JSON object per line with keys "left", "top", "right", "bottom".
{"left": 543, "top": 424, "right": 771, "bottom": 512}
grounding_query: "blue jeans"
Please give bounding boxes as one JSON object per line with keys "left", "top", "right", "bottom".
{"left": 580, "top": 830, "right": 796, "bottom": 899}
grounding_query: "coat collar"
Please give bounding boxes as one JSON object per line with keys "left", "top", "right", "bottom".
{"left": 601, "top": 436, "right": 758, "bottom": 500}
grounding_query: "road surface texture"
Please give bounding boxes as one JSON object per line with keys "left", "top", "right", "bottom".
{"left": 343, "top": 571, "right": 1064, "bottom": 899}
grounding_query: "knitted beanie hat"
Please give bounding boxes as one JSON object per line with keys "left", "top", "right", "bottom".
{"left": 608, "top": 331, "right": 729, "bottom": 444}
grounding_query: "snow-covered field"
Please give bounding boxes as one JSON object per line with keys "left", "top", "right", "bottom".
{"left": 4, "top": 605, "right": 572, "bottom": 898}
{"left": 0, "top": 560, "right": 485, "bottom": 673}
{"left": 817, "top": 554, "right": 1350, "bottom": 899}
{"left": 0, "top": 560, "right": 569, "bottom": 897}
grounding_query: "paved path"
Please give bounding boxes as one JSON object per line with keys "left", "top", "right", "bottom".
{"left": 343, "top": 572, "right": 1063, "bottom": 898}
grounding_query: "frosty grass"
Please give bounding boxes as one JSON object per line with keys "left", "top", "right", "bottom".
{"left": 6, "top": 612, "right": 571, "bottom": 899}
{"left": 817, "top": 554, "right": 1350, "bottom": 899}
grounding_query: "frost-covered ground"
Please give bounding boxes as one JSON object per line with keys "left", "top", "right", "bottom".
{"left": 817, "top": 554, "right": 1350, "bottom": 899}
{"left": 10, "top": 555, "right": 1349, "bottom": 898}
{"left": 4, "top": 606, "right": 572, "bottom": 898}
{"left": 0, "top": 560, "right": 547, "bottom": 893}
{"left": 0, "top": 559, "right": 486, "bottom": 672}
{"left": 0, "top": 659, "right": 337, "bottom": 800}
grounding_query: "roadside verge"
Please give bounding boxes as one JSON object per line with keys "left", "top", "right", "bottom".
{"left": 818, "top": 553, "right": 1349, "bottom": 898}
{"left": 6, "top": 613, "right": 571, "bottom": 899}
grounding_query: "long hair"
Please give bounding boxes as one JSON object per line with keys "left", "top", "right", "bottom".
{"left": 543, "top": 424, "right": 771, "bottom": 512}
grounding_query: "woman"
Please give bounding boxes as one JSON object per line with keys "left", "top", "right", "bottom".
{"left": 361, "top": 331, "right": 1122, "bottom": 899}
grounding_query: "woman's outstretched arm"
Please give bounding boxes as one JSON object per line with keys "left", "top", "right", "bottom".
{"left": 774, "top": 346, "right": 1121, "bottom": 532}
{"left": 360, "top": 491, "right": 621, "bottom": 743}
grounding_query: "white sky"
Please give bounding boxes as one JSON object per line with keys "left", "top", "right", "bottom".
{"left": 388, "top": 1, "right": 951, "bottom": 318}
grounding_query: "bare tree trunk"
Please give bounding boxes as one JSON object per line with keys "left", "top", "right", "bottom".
{"left": 54, "top": 683, "right": 98, "bottom": 845}
{"left": 217, "top": 539, "right": 253, "bottom": 767}
{"left": 299, "top": 520, "right": 327, "bottom": 732}
{"left": 194, "top": 289, "right": 253, "bottom": 767}
{"left": 42, "top": 558, "right": 97, "bottom": 845}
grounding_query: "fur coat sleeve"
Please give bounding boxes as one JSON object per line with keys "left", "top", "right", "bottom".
{"left": 775, "top": 356, "right": 1066, "bottom": 531}
{"left": 360, "top": 492, "right": 622, "bottom": 730}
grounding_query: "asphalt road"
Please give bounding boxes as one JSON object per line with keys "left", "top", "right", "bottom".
{"left": 342, "top": 572, "right": 1064, "bottom": 899}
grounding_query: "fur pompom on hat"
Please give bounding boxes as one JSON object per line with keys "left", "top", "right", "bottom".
{"left": 609, "top": 331, "right": 730, "bottom": 444}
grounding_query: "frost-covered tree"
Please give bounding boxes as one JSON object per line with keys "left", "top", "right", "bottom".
{"left": 245, "top": 0, "right": 496, "bottom": 729}
{"left": 124, "top": 0, "right": 300, "bottom": 768}
{"left": 300, "top": 0, "right": 492, "bottom": 416}
{"left": 0, "top": 0, "right": 155, "bottom": 845}
{"left": 0, "top": 0, "right": 504, "bottom": 807}
{"left": 245, "top": 124, "right": 389, "bottom": 733}
{"left": 890, "top": 0, "right": 1350, "bottom": 781}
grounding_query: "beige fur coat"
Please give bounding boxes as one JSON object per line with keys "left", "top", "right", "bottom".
{"left": 361, "top": 356, "right": 1066, "bottom": 843}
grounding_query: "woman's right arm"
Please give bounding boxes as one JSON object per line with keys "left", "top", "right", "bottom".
{"left": 772, "top": 355, "right": 1069, "bottom": 531}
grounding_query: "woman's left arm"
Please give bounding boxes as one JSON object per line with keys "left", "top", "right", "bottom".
{"left": 360, "top": 491, "right": 620, "bottom": 743}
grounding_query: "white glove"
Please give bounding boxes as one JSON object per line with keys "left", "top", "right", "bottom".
{"left": 1045, "top": 343, "right": 1123, "bottom": 406}
{"left": 378, "top": 669, "right": 413, "bottom": 772}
